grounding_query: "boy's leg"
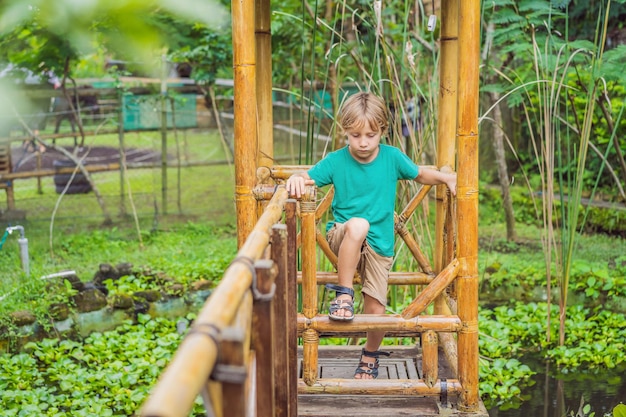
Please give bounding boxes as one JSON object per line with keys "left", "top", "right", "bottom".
{"left": 354, "top": 294, "right": 386, "bottom": 379}
{"left": 328, "top": 218, "right": 369, "bottom": 319}
{"left": 355, "top": 244, "right": 393, "bottom": 379}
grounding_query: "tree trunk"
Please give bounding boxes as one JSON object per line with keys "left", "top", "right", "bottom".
{"left": 489, "top": 91, "right": 516, "bottom": 241}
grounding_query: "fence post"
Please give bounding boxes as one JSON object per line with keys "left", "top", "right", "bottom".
{"left": 252, "top": 259, "right": 277, "bottom": 417}
{"left": 219, "top": 326, "right": 248, "bottom": 417}
{"left": 271, "top": 224, "right": 291, "bottom": 417}
{"left": 285, "top": 199, "right": 299, "bottom": 416}
{"left": 300, "top": 188, "right": 318, "bottom": 385}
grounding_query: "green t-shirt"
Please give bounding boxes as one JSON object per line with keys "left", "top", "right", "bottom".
{"left": 308, "top": 144, "right": 419, "bottom": 257}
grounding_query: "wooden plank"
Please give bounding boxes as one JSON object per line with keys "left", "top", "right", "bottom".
{"left": 298, "top": 395, "right": 440, "bottom": 417}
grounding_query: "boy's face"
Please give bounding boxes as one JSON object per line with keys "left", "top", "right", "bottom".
{"left": 345, "top": 123, "right": 382, "bottom": 164}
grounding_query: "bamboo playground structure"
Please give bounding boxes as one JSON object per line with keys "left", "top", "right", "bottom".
{"left": 140, "top": 0, "right": 486, "bottom": 416}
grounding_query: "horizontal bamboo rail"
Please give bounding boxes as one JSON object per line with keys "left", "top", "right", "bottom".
{"left": 298, "top": 378, "right": 462, "bottom": 396}
{"left": 298, "top": 271, "right": 433, "bottom": 285}
{"left": 140, "top": 187, "right": 289, "bottom": 417}
{"left": 268, "top": 165, "right": 438, "bottom": 181}
{"left": 297, "top": 314, "right": 462, "bottom": 334}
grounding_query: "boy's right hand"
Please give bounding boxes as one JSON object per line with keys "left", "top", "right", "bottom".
{"left": 286, "top": 174, "right": 315, "bottom": 198}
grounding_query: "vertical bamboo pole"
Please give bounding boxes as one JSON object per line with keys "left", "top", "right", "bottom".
{"left": 252, "top": 259, "right": 276, "bottom": 417}
{"left": 422, "top": 330, "right": 438, "bottom": 388}
{"left": 433, "top": 3, "right": 460, "bottom": 379}
{"left": 271, "top": 224, "right": 289, "bottom": 417}
{"left": 256, "top": 0, "right": 273, "bottom": 168}
{"left": 300, "top": 189, "right": 319, "bottom": 385}
{"left": 285, "top": 199, "right": 298, "bottom": 416}
{"left": 232, "top": 0, "right": 258, "bottom": 246}
{"left": 435, "top": 0, "right": 458, "bottom": 305}
{"left": 456, "top": 0, "right": 480, "bottom": 411}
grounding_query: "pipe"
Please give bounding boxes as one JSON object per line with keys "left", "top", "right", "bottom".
{"left": 6, "top": 225, "right": 30, "bottom": 277}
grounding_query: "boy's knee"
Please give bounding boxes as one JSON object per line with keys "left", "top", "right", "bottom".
{"left": 344, "top": 218, "right": 369, "bottom": 240}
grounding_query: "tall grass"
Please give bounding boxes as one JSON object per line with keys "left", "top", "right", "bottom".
{"left": 487, "top": 1, "right": 620, "bottom": 344}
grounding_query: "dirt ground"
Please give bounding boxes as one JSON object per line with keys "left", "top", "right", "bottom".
{"left": 10, "top": 144, "right": 162, "bottom": 172}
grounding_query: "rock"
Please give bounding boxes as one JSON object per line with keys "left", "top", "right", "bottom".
{"left": 9, "top": 310, "right": 36, "bottom": 326}
{"left": 92, "top": 263, "right": 120, "bottom": 285}
{"left": 108, "top": 294, "right": 134, "bottom": 309}
{"left": 116, "top": 262, "right": 134, "bottom": 277}
{"left": 134, "top": 300, "right": 150, "bottom": 315}
{"left": 49, "top": 303, "right": 70, "bottom": 321}
{"left": 133, "top": 290, "right": 162, "bottom": 302}
{"left": 168, "top": 283, "right": 185, "bottom": 297}
{"left": 72, "top": 289, "right": 108, "bottom": 313}
{"left": 191, "top": 280, "right": 213, "bottom": 292}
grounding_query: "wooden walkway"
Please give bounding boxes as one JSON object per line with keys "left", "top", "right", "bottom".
{"left": 297, "top": 345, "right": 489, "bottom": 417}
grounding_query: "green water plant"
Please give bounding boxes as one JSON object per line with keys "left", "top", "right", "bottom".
{"left": 0, "top": 314, "right": 205, "bottom": 416}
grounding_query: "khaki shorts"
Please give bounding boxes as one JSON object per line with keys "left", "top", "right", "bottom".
{"left": 326, "top": 223, "right": 393, "bottom": 306}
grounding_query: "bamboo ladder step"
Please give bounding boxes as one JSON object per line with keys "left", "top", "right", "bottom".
{"left": 298, "top": 271, "right": 434, "bottom": 285}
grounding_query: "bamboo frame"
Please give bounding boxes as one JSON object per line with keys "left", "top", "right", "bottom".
{"left": 143, "top": 0, "right": 485, "bottom": 412}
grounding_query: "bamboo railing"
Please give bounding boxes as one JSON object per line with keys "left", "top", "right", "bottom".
{"left": 140, "top": 188, "right": 298, "bottom": 417}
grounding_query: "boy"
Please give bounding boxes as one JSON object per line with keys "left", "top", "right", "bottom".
{"left": 286, "top": 92, "right": 457, "bottom": 379}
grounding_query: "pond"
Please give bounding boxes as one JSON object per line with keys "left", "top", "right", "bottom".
{"left": 490, "top": 357, "right": 626, "bottom": 417}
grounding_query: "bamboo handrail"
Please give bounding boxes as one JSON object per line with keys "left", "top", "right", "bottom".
{"left": 140, "top": 187, "right": 288, "bottom": 417}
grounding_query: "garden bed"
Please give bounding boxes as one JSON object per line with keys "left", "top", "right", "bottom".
{"left": 0, "top": 262, "right": 214, "bottom": 354}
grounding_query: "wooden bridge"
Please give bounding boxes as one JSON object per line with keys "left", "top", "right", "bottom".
{"left": 140, "top": 1, "right": 486, "bottom": 416}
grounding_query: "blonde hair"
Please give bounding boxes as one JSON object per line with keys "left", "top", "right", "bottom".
{"left": 337, "top": 92, "right": 389, "bottom": 135}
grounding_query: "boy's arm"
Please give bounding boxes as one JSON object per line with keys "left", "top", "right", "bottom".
{"left": 286, "top": 171, "right": 316, "bottom": 198}
{"left": 415, "top": 168, "right": 457, "bottom": 196}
